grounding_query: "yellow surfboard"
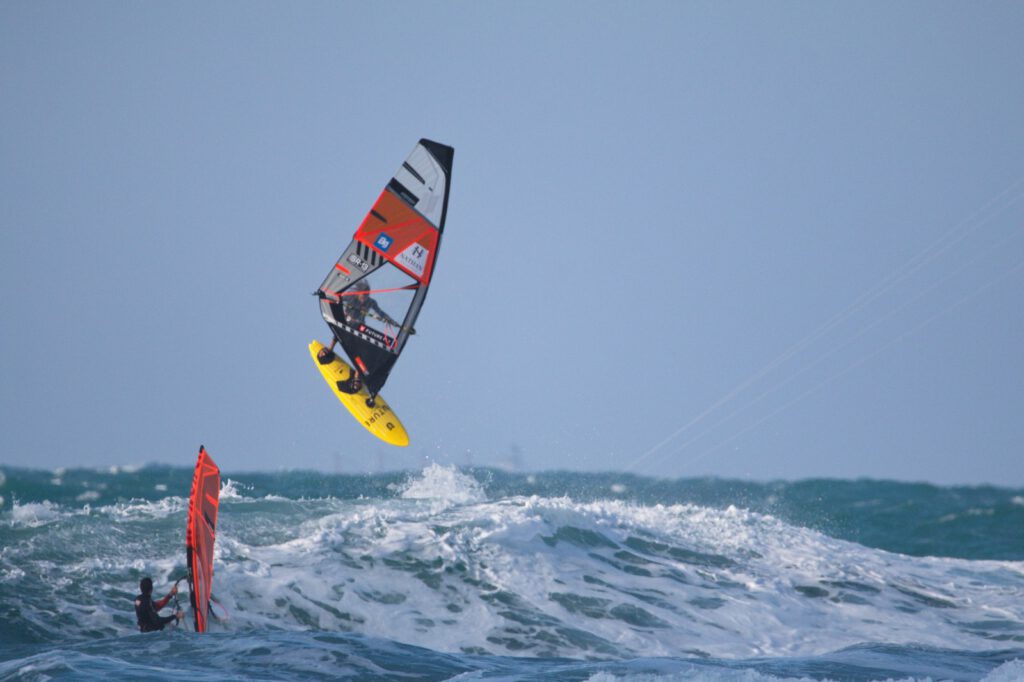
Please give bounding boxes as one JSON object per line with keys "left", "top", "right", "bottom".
{"left": 308, "top": 340, "right": 409, "bottom": 447}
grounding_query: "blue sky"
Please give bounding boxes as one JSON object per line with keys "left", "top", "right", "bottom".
{"left": 2, "top": 2, "right": 1022, "bottom": 484}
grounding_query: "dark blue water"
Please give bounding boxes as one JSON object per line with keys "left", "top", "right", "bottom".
{"left": 1, "top": 464, "right": 1022, "bottom": 680}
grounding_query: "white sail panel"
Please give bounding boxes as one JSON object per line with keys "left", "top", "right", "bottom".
{"left": 393, "top": 143, "right": 448, "bottom": 229}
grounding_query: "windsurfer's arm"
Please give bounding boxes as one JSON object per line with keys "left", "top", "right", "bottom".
{"left": 342, "top": 299, "right": 362, "bottom": 325}
{"left": 368, "top": 300, "right": 399, "bottom": 327}
{"left": 154, "top": 585, "right": 176, "bottom": 611}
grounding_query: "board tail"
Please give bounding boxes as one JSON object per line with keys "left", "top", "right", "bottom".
{"left": 186, "top": 445, "right": 220, "bottom": 633}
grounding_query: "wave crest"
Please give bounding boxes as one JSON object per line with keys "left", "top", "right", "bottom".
{"left": 396, "top": 464, "right": 487, "bottom": 508}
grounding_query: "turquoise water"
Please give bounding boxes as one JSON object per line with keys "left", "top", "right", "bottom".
{"left": 1, "top": 464, "right": 1022, "bottom": 681}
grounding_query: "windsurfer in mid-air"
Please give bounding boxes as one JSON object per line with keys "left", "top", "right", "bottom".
{"left": 134, "top": 577, "right": 184, "bottom": 632}
{"left": 316, "top": 278, "right": 413, "bottom": 394}
{"left": 341, "top": 279, "right": 403, "bottom": 330}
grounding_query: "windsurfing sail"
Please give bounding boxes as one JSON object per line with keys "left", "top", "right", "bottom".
{"left": 315, "top": 139, "right": 454, "bottom": 399}
{"left": 186, "top": 445, "right": 220, "bottom": 633}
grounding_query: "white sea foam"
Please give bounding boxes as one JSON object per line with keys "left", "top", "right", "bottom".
{"left": 200, "top": 491, "right": 1024, "bottom": 660}
{"left": 106, "top": 464, "right": 141, "bottom": 474}
{"left": 983, "top": 659, "right": 1024, "bottom": 682}
{"left": 3, "top": 474, "right": 1022, "bottom": 665}
{"left": 396, "top": 463, "right": 487, "bottom": 509}
{"left": 94, "top": 496, "right": 186, "bottom": 519}
{"left": 7, "top": 500, "right": 64, "bottom": 527}
{"left": 220, "top": 478, "right": 246, "bottom": 500}
{"left": 585, "top": 671, "right": 818, "bottom": 682}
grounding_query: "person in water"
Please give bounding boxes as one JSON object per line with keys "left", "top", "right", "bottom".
{"left": 317, "top": 278, "right": 414, "bottom": 395}
{"left": 134, "top": 577, "right": 184, "bottom": 632}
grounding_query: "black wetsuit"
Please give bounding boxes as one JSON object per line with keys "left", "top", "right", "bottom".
{"left": 134, "top": 592, "right": 176, "bottom": 632}
{"left": 344, "top": 295, "right": 398, "bottom": 328}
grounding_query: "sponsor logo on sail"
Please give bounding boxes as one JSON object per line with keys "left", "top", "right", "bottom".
{"left": 347, "top": 253, "right": 371, "bottom": 272}
{"left": 397, "top": 243, "right": 428, "bottom": 278}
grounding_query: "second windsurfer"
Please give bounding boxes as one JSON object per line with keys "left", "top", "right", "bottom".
{"left": 134, "top": 577, "right": 184, "bottom": 632}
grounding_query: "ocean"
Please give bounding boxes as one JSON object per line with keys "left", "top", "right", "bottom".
{"left": 0, "top": 463, "right": 1021, "bottom": 681}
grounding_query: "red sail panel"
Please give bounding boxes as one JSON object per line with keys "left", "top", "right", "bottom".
{"left": 354, "top": 190, "right": 440, "bottom": 284}
{"left": 186, "top": 446, "right": 220, "bottom": 633}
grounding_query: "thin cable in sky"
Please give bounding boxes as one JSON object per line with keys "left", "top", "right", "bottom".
{"left": 673, "top": 255, "right": 1024, "bottom": 472}
{"left": 639, "top": 198, "right": 1024, "bottom": 474}
{"left": 625, "top": 175, "right": 1024, "bottom": 474}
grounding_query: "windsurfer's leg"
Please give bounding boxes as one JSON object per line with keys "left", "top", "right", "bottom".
{"left": 334, "top": 367, "right": 362, "bottom": 394}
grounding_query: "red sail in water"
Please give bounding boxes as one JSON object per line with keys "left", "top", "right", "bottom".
{"left": 186, "top": 445, "right": 220, "bottom": 633}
